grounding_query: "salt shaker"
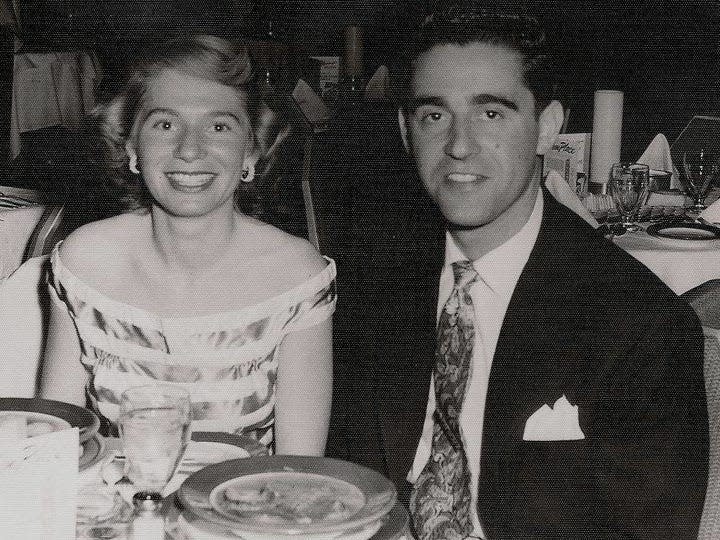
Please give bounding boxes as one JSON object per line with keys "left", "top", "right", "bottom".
{"left": 129, "top": 491, "right": 165, "bottom": 540}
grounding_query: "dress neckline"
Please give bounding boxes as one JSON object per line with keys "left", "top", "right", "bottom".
{"left": 50, "top": 241, "right": 336, "bottom": 329}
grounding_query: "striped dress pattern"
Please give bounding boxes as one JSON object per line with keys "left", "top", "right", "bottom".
{"left": 48, "top": 244, "right": 336, "bottom": 449}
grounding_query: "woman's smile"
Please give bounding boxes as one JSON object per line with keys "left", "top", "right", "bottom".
{"left": 165, "top": 171, "right": 216, "bottom": 192}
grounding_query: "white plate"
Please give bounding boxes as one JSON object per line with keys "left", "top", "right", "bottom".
{"left": 179, "top": 456, "right": 396, "bottom": 536}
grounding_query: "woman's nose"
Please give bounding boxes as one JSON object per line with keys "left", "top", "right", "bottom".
{"left": 444, "top": 118, "right": 479, "bottom": 160}
{"left": 174, "top": 128, "right": 206, "bottom": 161}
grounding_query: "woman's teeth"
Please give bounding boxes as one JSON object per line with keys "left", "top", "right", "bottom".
{"left": 166, "top": 172, "right": 215, "bottom": 186}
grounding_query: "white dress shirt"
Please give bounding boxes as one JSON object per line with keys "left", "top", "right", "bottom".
{"left": 408, "top": 190, "right": 544, "bottom": 539}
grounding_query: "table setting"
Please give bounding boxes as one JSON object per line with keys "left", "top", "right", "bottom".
{"left": 547, "top": 134, "right": 720, "bottom": 296}
{"left": 0, "top": 389, "right": 411, "bottom": 540}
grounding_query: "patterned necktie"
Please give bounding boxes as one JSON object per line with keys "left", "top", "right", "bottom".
{"left": 410, "top": 260, "right": 479, "bottom": 540}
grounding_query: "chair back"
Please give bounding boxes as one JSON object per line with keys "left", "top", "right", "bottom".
{"left": 0, "top": 255, "right": 51, "bottom": 397}
{"left": 22, "top": 204, "right": 64, "bottom": 261}
{"left": 680, "top": 280, "right": 720, "bottom": 538}
{"left": 698, "top": 329, "right": 720, "bottom": 539}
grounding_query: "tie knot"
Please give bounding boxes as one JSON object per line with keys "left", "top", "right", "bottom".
{"left": 452, "top": 260, "right": 479, "bottom": 290}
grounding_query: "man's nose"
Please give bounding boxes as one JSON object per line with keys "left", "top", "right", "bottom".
{"left": 444, "top": 118, "right": 479, "bottom": 160}
{"left": 174, "top": 128, "right": 206, "bottom": 161}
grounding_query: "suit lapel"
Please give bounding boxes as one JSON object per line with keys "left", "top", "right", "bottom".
{"left": 477, "top": 191, "right": 598, "bottom": 525}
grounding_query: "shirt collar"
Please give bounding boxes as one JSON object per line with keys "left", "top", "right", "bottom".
{"left": 445, "top": 189, "right": 543, "bottom": 296}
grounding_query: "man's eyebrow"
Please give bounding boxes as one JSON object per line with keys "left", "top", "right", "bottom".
{"left": 471, "top": 94, "right": 518, "bottom": 111}
{"left": 407, "top": 94, "right": 519, "bottom": 112}
{"left": 407, "top": 96, "right": 446, "bottom": 112}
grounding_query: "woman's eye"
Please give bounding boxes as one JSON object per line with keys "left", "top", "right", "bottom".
{"left": 212, "top": 123, "right": 231, "bottom": 132}
{"left": 152, "top": 120, "right": 174, "bottom": 131}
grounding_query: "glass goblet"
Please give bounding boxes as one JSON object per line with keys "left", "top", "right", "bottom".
{"left": 118, "top": 384, "right": 192, "bottom": 493}
{"left": 610, "top": 162, "right": 650, "bottom": 232}
{"left": 681, "top": 149, "right": 719, "bottom": 212}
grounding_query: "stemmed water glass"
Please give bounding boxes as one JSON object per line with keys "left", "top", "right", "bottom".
{"left": 610, "top": 162, "right": 650, "bottom": 232}
{"left": 118, "top": 384, "right": 192, "bottom": 494}
{"left": 681, "top": 149, "right": 719, "bottom": 212}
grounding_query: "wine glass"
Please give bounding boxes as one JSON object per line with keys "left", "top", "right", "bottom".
{"left": 681, "top": 149, "right": 719, "bottom": 212}
{"left": 118, "top": 384, "right": 192, "bottom": 493}
{"left": 610, "top": 162, "right": 650, "bottom": 232}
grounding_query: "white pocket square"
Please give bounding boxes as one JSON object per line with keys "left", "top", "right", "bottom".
{"left": 523, "top": 395, "right": 585, "bottom": 441}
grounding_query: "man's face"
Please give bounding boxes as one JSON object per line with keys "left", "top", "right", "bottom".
{"left": 399, "top": 42, "right": 561, "bottom": 233}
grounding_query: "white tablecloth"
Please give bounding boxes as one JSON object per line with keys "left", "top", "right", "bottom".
{"left": 614, "top": 230, "right": 720, "bottom": 294}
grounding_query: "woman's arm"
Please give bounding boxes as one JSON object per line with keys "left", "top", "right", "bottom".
{"left": 39, "top": 282, "right": 88, "bottom": 406}
{"left": 274, "top": 317, "right": 333, "bottom": 456}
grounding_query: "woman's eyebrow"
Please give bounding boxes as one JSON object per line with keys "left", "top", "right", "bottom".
{"left": 142, "top": 107, "right": 179, "bottom": 122}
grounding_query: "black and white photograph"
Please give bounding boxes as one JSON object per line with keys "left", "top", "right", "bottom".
{"left": 0, "top": 1, "right": 717, "bottom": 538}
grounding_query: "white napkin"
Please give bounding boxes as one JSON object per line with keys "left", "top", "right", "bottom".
{"left": 545, "top": 170, "right": 599, "bottom": 227}
{"left": 637, "top": 133, "right": 680, "bottom": 189}
{"left": 0, "top": 428, "right": 79, "bottom": 540}
{"left": 292, "top": 79, "right": 331, "bottom": 128}
{"left": 523, "top": 395, "right": 585, "bottom": 441}
{"left": 364, "top": 65, "right": 390, "bottom": 102}
{"left": 700, "top": 199, "right": 720, "bottom": 224}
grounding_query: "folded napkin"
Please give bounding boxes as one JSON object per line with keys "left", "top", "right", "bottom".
{"left": 700, "top": 198, "right": 720, "bottom": 224}
{"left": 365, "top": 65, "right": 390, "bottom": 102}
{"left": 292, "top": 79, "right": 331, "bottom": 129}
{"left": 637, "top": 133, "right": 680, "bottom": 189}
{"left": 545, "top": 170, "right": 599, "bottom": 227}
{"left": 0, "top": 428, "right": 79, "bottom": 540}
{"left": 523, "top": 395, "right": 585, "bottom": 441}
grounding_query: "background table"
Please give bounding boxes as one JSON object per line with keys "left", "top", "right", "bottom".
{"left": 614, "top": 230, "right": 720, "bottom": 294}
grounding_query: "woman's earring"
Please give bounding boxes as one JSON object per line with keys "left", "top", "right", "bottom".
{"left": 129, "top": 154, "right": 140, "bottom": 175}
{"left": 241, "top": 162, "right": 255, "bottom": 183}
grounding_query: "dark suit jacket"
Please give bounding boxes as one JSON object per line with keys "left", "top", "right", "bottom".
{"left": 329, "top": 188, "right": 709, "bottom": 539}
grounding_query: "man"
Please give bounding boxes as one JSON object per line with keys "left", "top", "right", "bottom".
{"left": 328, "top": 7, "right": 708, "bottom": 540}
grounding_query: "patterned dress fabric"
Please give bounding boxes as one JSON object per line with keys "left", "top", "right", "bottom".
{"left": 410, "top": 260, "right": 479, "bottom": 539}
{"left": 48, "top": 243, "right": 336, "bottom": 448}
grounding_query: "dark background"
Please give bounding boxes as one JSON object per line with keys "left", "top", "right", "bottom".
{"left": 2, "top": 0, "right": 719, "bottom": 170}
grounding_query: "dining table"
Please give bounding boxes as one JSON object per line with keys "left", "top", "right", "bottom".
{"left": 614, "top": 225, "right": 720, "bottom": 295}
{"left": 74, "top": 435, "right": 412, "bottom": 540}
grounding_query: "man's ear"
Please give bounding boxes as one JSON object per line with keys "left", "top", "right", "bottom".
{"left": 398, "top": 107, "right": 410, "bottom": 153}
{"left": 535, "top": 100, "right": 564, "bottom": 156}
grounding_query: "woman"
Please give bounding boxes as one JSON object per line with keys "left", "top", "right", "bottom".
{"left": 40, "top": 35, "right": 335, "bottom": 456}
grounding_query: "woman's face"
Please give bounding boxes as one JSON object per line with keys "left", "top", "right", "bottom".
{"left": 126, "top": 68, "right": 256, "bottom": 218}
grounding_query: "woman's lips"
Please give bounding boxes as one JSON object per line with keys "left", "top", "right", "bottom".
{"left": 166, "top": 172, "right": 215, "bottom": 191}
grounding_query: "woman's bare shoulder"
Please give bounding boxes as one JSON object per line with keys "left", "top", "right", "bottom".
{"left": 239, "top": 220, "right": 328, "bottom": 283}
{"left": 58, "top": 214, "right": 145, "bottom": 280}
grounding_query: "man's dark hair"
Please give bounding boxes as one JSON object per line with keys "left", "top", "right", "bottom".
{"left": 394, "top": 6, "right": 557, "bottom": 116}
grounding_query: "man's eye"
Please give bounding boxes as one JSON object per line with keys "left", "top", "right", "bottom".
{"left": 212, "top": 123, "right": 231, "bottom": 132}
{"left": 484, "top": 110, "right": 502, "bottom": 120}
{"left": 422, "top": 112, "right": 444, "bottom": 123}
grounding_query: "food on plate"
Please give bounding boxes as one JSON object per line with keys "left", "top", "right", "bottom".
{"left": 0, "top": 412, "right": 70, "bottom": 440}
{"left": 216, "top": 472, "right": 366, "bottom": 525}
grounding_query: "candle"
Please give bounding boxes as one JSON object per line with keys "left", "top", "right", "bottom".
{"left": 590, "top": 90, "right": 623, "bottom": 193}
{"left": 343, "top": 26, "right": 363, "bottom": 78}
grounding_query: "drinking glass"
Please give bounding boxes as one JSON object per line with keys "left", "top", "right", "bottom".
{"left": 681, "top": 149, "right": 719, "bottom": 211}
{"left": 118, "top": 384, "right": 191, "bottom": 492}
{"left": 610, "top": 162, "right": 650, "bottom": 232}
